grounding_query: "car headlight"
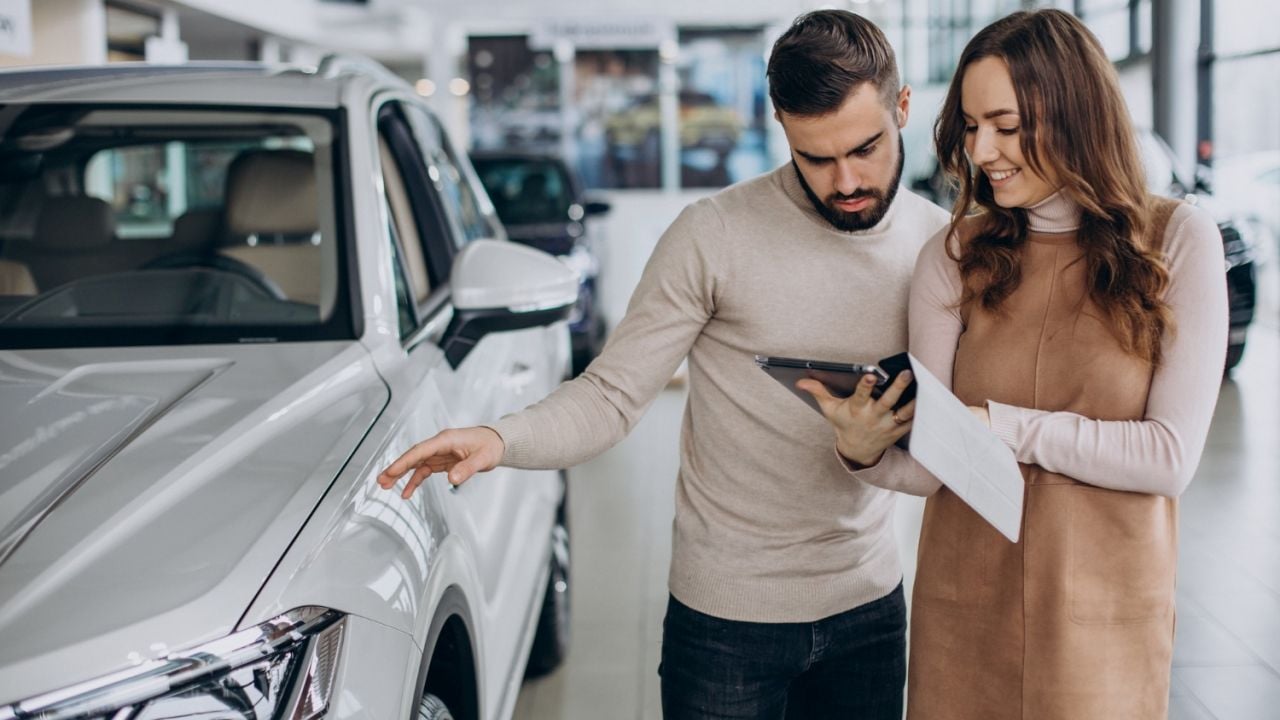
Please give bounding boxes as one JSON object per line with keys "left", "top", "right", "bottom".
{"left": 0, "top": 607, "right": 344, "bottom": 720}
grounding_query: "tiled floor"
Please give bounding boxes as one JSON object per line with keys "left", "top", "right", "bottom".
{"left": 513, "top": 193, "right": 1280, "bottom": 719}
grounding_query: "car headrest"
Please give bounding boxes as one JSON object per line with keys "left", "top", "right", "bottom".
{"left": 224, "top": 150, "right": 317, "bottom": 237}
{"left": 33, "top": 196, "right": 115, "bottom": 251}
{"left": 170, "top": 207, "right": 222, "bottom": 251}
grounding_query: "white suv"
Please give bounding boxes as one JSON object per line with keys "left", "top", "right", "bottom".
{"left": 0, "top": 57, "right": 574, "bottom": 720}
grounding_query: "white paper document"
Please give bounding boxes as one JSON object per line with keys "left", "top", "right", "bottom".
{"left": 906, "top": 354, "right": 1025, "bottom": 542}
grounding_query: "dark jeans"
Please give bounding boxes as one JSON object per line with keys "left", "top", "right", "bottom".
{"left": 660, "top": 583, "right": 906, "bottom": 720}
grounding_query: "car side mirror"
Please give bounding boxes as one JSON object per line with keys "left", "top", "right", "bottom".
{"left": 583, "top": 198, "right": 611, "bottom": 217}
{"left": 440, "top": 239, "right": 580, "bottom": 368}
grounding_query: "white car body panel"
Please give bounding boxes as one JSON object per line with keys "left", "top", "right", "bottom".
{"left": 0, "top": 343, "right": 387, "bottom": 702}
{"left": 0, "top": 61, "right": 574, "bottom": 720}
{"left": 329, "top": 615, "right": 421, "bottom": 720}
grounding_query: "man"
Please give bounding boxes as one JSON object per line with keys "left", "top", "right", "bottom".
{"left": 379, "top": 10, "right": 949, "bottom": 719}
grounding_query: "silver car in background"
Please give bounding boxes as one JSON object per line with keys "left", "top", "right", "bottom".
{"left": 0, "top": 58, "right": 574, "bottom": 720}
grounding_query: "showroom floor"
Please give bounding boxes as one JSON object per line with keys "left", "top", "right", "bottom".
{"left": 513, "top": 192, "right": 1280, "bottom": 719}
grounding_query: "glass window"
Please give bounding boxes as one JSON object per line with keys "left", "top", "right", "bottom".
{"left": 86, "top": 136, "right": 312, "bottom": 239}
{"left": 1213, "top": 52, "right": 1280, "bottom": 158}
{"left": 402, "top": 105, "right": 497, "bottom": 247}
{"left": 377, "top": 131, "right": 432, "bottom": 307}
{"left": 1216, "top": 0, "right": 1280, "bottom": 56}
{"left": 386, "top": 220, "right": 418, "bottom": 341}
{"left": 1078, "top": 0, "right": 1145, "bottom": 61}
{"left": 469, "top": 36, "right": 561, "bottom": 152}
{"left": 0, "top": 106, "right": 349, "bottom": 348}
{"left": 581, "top": 49, "right": 663, "bottom": 189}
{"left": 927, "top": 0, "right": 969, "bottom": 84}
{"left": 676, "top": 28, "right": 769, "bottom": 189}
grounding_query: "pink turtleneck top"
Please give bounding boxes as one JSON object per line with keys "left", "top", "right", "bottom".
{"left": 851, "top": 191, "right": 1229, "bottom": 497}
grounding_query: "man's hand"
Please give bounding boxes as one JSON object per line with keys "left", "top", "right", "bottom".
{"left": 377, "top": 426, "right": 506, "bottom": 499}
{"left": 797, "top": 370, "right": 915, "bottom": 468}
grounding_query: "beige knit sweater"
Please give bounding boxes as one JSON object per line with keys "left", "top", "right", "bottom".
{"left": 491, "top": 163, "right": 949, "bottom": 622}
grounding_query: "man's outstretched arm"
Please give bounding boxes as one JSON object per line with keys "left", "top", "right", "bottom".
{"left": 379, "top": 200, "right": 726, "bottom": 498}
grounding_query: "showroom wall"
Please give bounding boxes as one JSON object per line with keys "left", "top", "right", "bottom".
{"left": 0, "top": 0, "right": 1273, "bottom": 191}
{"left": 0, "top": 0, "right": 105, "bottom": 67}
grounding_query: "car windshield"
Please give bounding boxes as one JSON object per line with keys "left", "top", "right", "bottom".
{"left": 0, "top": 104, "right": 352, "bottom": 348}
{"left": 472, "top": 157, "right": 575, "bottom": 226}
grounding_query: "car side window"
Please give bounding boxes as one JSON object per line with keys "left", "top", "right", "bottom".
{"left": 401, "top": 105, "right": 499, "bottom": 248}
{"left": 385, "top": 207, "right": 418, "bottom": 341}
{"left": 375, "top": 100, "right": 462, "bottom": 313}
{"left": 375, "top": 128, "right": 421, "bottom": 341}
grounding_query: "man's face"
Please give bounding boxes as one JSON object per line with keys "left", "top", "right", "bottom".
{"left": 778, "top": 83, "right": 910, "bottom": 231}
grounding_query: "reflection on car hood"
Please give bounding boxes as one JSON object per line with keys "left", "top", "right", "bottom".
{"left": 0, "top": 342, "right": 388, "bottom": 704}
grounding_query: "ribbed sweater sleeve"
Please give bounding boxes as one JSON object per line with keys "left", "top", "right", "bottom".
{"left": 487, "top": 200, "right": 723, "bottom": 469}
{"left": 845, "top": 226, "right": 953, "bottom": 496}
{"left": 986, "top": 204, "right": 1227, "bottom": 496}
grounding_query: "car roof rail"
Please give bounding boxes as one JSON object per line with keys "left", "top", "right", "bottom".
{"left": 315, "top": 52, "right": 402, "bottom": 84}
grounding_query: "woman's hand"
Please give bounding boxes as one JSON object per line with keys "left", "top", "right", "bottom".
{"left": 797, "top": 370, "right": 915, "bottom": 468}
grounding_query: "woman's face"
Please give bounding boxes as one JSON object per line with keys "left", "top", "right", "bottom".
{"left": 960, "top": 56, "right": 1060, "bottom": 209}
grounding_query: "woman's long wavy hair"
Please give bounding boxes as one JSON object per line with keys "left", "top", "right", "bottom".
{"left": 936, "top": 9, "right": 1173, "bottom": 365}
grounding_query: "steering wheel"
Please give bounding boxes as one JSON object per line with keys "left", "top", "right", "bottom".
{"left": 143, "top": 252, "right": 288, "bottom": 301}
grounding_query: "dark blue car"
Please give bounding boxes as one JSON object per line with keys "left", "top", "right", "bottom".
{"left": 471, "top": 151, "right": 612, "bottom": 375}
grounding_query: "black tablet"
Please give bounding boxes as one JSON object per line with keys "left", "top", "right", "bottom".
{"left": 754, "top": 352, "right": 915, "bottom": 415}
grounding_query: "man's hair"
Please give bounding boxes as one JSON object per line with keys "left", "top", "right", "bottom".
{"left": 767, "top": 10, "right": 900, "bottom": 116}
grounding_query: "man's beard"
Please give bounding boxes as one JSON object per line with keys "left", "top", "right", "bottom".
{"left": 794, "top": 135, "right": 905, "bottom": 232}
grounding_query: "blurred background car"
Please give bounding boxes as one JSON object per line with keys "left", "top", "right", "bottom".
{"left": 908, "top": 130, "right": 1259, "bottom": 372}
{"left": 1137, "top": 128, "right": 1259, "bottom": 371}
{"left": 471, "top": 149, "right": 613, "bottom": 375}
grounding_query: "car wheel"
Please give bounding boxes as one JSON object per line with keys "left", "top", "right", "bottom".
{"left": 418, "top": 693, "right": 454, "bottom": 720}
{"left": 525, "top": 473, "right": 571, "bottom": 678}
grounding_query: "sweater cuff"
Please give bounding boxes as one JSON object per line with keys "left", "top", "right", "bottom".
{"left": 986, "top": 400, "right": 1031, "bottom": 453}
{"left": 487, "top": 414, "right": 532, "bottom": 466}
{"left": 836, "top": 445, "right": 890, "bottom": 479}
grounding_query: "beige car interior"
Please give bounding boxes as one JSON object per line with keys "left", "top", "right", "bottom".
{"left": 218, "top": 149, "right": 325, "bottom": 307}
{"left": 2, "top": 195, "right": 120, "bottom": 293}
{"left": 0, "top": 148, "right": 333, "bottom": 318}
{"left": 378, "top": 136, "right": 431, "bottom": 302}
{"left": 0, "top": 259, "right": 36, "bottom": 296}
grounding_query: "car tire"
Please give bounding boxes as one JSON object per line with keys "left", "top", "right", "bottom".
{"left": 417, "top": 693, "right": 454, "bottom": 720}
{"left": 525, "top": 473, "right": 571, "bottom": 678}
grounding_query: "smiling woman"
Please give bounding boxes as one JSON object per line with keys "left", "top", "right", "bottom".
{"left": 837, "top": 9, "right": 1231, "bottom": 720}
{"left": 957, "top": 57, "right": 1061, "bottom": 210}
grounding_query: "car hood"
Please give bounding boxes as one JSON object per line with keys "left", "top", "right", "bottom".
{"left": 0, "top": 342, "right": 388, "bottom": 704}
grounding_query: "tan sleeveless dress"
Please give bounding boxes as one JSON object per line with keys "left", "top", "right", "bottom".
{"left": 906, "top": 197, "right": 1182, "bottom": 720}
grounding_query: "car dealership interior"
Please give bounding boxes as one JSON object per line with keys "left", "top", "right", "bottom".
{"left": 0, "top": 1, "right": 1276, "bottom": 719}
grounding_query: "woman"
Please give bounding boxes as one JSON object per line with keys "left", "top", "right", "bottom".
{"left": 799, "top": 9, "right": 1227, "bottom": 719}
